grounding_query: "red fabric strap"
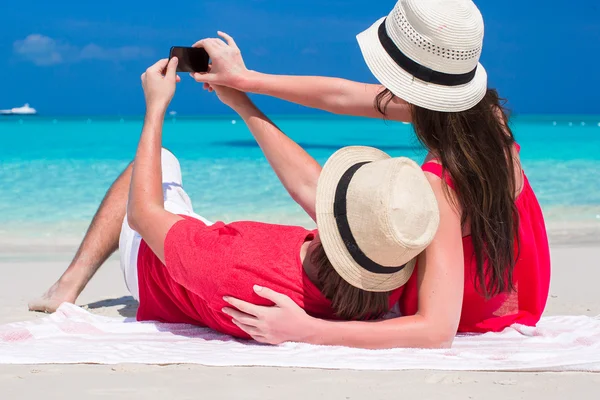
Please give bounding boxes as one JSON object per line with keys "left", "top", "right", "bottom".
{"left": 422, "top": 162, "right": 456, "bottom": 191}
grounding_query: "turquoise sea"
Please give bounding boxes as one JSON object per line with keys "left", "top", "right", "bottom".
{"left": 1, "top": 115, "right": 599, "bottom": 245}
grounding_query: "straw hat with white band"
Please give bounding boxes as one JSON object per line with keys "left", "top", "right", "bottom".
{"left": 316, "top": 146, "right": 439, "bottom": 292}
{"left": 357, "top": 0, "right": 487, "bottom": 112}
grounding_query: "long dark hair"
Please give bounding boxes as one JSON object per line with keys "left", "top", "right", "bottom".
{"left": 375, "top": 88, "right": 519, "bottom": 298}
{"left": 311, "top": 242, "right": 390, "bottom": 320}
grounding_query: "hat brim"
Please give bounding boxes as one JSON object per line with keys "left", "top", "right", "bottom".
{"left": 357, "top": 17, "right": 488, "bottom": 113}
{"left": 316, "top": 146, "right": 417, "bottom": 293}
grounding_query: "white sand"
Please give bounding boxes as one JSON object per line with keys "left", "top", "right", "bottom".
{"left": 1, "top": 244, "right": 599, "bottom": 399}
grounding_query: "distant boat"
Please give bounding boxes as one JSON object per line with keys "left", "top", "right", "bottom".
{"left": 169, "top": 111, "right": 177, "bottom": 116}
{"left": 0, "top": 104, "right": 37, "bottom": 116}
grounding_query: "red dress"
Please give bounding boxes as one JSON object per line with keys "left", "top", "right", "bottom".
{"left": 400, "top": 147, "right": 551, "bottom": 332}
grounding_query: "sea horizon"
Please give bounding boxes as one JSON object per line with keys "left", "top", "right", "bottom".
{"left": 1, "top": 114, "right": 599, "bottom": 251}
{"left": 2, "top": 113, "right": 600, "bottom": 120}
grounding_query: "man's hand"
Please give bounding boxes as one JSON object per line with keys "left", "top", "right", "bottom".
{"left": 200, "top": 66, "right": 252, "bottom": 110}
{"left": 190, "top": 32, "right": 250, "bottom": 91}
{"left": 141, "top": 58, "right": 180, "bottom": 113}
{"left": 210, "top": 83, "right": 252, "bottom": 111}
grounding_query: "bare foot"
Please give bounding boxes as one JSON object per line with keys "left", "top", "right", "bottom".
{"left": 28, "top": 281, "right": 79, "bottom": 313}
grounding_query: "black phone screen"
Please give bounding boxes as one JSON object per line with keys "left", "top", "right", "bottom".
{"left": 169, "top": 47, "right": 210, "bottom": 73}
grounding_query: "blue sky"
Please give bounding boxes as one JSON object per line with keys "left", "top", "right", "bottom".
{"left": 0, "top": 0, "right": 598, "bottom": 115}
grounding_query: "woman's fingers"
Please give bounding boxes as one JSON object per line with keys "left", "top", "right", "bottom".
{"left": 223, "top": 296, "right": 265, "bottom": 318}
{"left": 222, "top": 306, "right": 259, "bottom": 325}
{"left": 217, "top": 31, "right": 238, "bottom": 49}
{"left": 194, "top": 35, "right": 236, "bottom": 50}
{"left": 231, "top": 319, "right": 262, "bottom": 336}
{"left": 252, "top": 285, "right": 294, "bottom": 307}
{"left": 191, "top": 39, "right": 206, "bottom": 48}
{"left": 201, "top": 38, "right": 225, "bottom": 49}
{"left": 249, "top": 335, "right": 269, "bottom": 344}
{"left": 192, "top": 39, "right": 220, "bottom": 55}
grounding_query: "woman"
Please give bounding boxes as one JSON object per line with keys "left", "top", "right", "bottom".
{"left": 124, "top": 56, "right": 439, "bottom": 340}
{"left": 193, "top": 0, "right": 551, "bottom": 348}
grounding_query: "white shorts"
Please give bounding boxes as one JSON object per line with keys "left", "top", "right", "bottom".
{"left": 118, "top": 148, "right": 212, "bottom": 301}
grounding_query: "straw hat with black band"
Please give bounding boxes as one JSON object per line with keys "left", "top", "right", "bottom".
{"left": 316, "top": 146, "right": 439, "bottom": 292}
{"left": 357, "top": 0, "right": 487, "bottom": 113}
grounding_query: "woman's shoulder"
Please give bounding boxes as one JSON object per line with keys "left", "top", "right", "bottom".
{"left": 421, "top": 159, "right": 456, "bottom": 191}
{"left": 421, "top": 142, "right": 523, "bottom": 193}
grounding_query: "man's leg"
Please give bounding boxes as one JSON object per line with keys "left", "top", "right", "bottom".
{"left": 28, "top": 163, "right": 133, "bottom": 313}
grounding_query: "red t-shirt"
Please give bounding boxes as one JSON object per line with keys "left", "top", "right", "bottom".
{"left": 136, "top": 216, "right": 403, "bottom": 338}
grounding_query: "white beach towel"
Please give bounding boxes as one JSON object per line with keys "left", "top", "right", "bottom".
{"left": 1, "top": 303, "right": 600, "bottom": 371}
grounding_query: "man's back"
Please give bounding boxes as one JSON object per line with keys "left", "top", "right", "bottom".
{"left": 136, "top": 217, "right": 336, "bottom": 338}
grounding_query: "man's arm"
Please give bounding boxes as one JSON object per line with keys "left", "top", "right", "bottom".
{"left": 232, "top": 96, "right": 321, "bottom": 222}
{"left": 201, "top": 66, "right": 321, "bottom": 222}
{"left": 127, "top": 58, "right": 183, "bottom": 263}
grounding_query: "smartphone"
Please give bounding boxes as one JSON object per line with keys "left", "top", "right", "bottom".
{"left": 169, "top": 46, "right": 210, "bottom": 73}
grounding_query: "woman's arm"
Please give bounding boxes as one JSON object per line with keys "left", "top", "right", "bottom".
{"left": 305, "top": 174, "right": 464, "bottom": 348}
{"left": 127, "top": 58, "right": 183, "bottom": 263}
{"left": 192, "top": 32, "right": 412, "bottom": 122}
{"left": 241, "top": 73, "right": 411, "bottom": 122}
{"left": 223, "top": 174, "right": 465, "bottom": 349}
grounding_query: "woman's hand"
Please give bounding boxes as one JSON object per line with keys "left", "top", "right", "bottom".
{"left": 190, "top": 32, "right": 250, "bottom": 90}
{"left": 222, "top": 285, "right": 317, "bottom": 344}
{"left": 141, "top": 58, "right": 180, "bottom": 113}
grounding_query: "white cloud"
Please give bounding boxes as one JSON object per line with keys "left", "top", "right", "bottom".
{"left": 13, "top": 34, "right": 154, "bottom": 66}
{"left": 13, "top": 35, "right": 68, "bottom": 66}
